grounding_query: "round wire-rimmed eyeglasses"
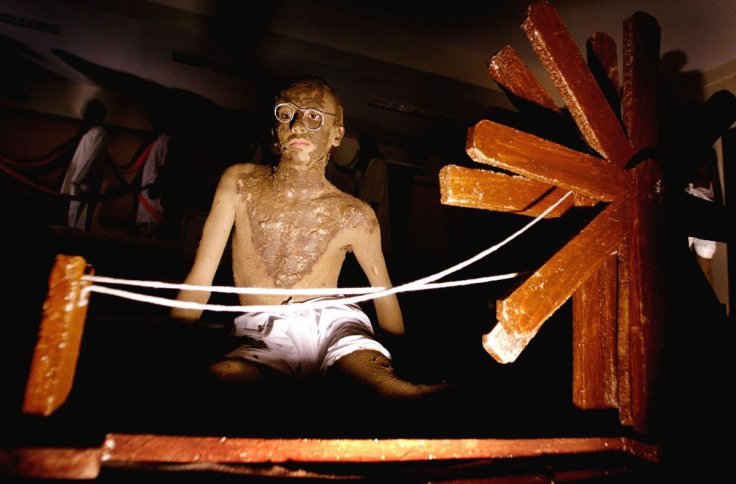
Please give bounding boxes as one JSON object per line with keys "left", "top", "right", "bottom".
{"left": 273, "top": 100, "right": 337, "bottom": 131}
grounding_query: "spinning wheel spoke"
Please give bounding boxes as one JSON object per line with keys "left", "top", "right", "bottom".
{"left": 485, "top": 202, "right": 625, "bottom": 364}
{"left": 487, "top": 45, "right": 560, "bottom": 113}
{"left": 439, "top": 164, "right": 575, "bottom": 217}
{"left": 466, "top": 120, "right": 625, "bottom": 200}
{"left": 587, "top": 32, "right": 621, "bottom": 116}
{"left": 523, "top": 0, "right": 634, "bottom": 167}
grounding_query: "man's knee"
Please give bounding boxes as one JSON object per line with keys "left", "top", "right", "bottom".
{"left": 333, "top": 349, "right": 394, "bottom": 373}
{"left": 209, "top": 359, "right": 263, "bottom": 384}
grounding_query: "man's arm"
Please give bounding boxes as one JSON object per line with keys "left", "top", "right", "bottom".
{"left": 351, "top": 214, "right": 404, "bottom": 335}
{"left": 170, "top": 165, "right": 239, "bottom": 321}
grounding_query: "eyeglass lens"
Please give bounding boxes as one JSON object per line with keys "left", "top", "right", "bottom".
{"left": 275, "top": 104, "right": 323, "bottom": 130}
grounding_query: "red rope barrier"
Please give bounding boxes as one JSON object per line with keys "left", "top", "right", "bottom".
{"left": 1, "top": 135, "right": 163, "bottom": 205}
{"left": 0, "top": 159, "right": 66, "bottom": 196}
{"left": 0, "top": 134, "right": 80, "bottom": 169}
{"left": 124, "top": 138, "right": 157, "bottom": 175}
{"left": 137, "top": 193, "right": 166, "bottom": 223}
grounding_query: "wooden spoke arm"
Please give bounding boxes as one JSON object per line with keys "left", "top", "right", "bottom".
{"left": 522, "top": 1, "right": 635, "bottom": 168}
{"left": 467, "top": 119, "right": 626, "bottom": 201}
{"left": 439, "top": 164, "right": 577, "bottom": 217}
{"left": 483, "top": 202, "right": 625, "bottom": 363}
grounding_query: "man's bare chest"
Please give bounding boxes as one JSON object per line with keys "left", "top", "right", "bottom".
{"left": 240, "top": 193, "right": 348, "bottom": 287}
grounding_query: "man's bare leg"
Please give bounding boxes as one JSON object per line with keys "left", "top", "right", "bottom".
{"left": 204, "top": 359, "right": 271, "bottom": 431}
{"left": 209, "top": 358, "right": 265, "bottom": 384}
{"left": 329, "top": 350, "right": 450, "bottom": 401}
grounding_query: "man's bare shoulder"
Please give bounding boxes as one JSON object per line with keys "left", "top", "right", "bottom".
{"left": 222, "top": 162, "right": 272, "bottom": 179}
{"left": 324, "top": 186, "right": 379, "bottom": 231}
{"left": 326, "top": 184, "right": 368, "bottom": 207}
{"left": 221, "top": 163, "right": 272, "bottom": 191}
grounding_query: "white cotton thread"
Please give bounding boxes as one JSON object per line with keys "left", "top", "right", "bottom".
{"left": 81, "top": 191, "right": 573, "bottom": 312}
{"left": 84, "top": 273, "right": 521, "bottom": 313}
{"left": 83, "top": 276, "right": 384, "bottom": 296}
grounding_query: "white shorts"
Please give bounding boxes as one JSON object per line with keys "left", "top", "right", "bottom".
{"left": 225, "top": 298, "right": 391, "bottom": 378}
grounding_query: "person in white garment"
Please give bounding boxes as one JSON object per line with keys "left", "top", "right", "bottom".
{"left": 60, "top": 100, "right": 109, "bottom": 230}
{"left": 135, "top": 130, "right": 171, "bottom": 238}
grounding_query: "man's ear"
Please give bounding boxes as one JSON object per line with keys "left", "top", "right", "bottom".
{"left": 332, "top": 126, "right": 345, "bottom": 147}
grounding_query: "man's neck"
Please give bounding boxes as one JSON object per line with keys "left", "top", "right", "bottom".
{"left": 274, "top": 159, "right": 329, "bottom": 196}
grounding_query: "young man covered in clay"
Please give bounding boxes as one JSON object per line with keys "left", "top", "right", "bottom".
{"left": 172, "top": 78, "right": 443, "bottom": 400}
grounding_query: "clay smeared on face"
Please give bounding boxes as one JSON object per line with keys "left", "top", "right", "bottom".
{"left": 279, "top": 80, "right": 332, "bottom": 113}
{"left": 275, "top": 81, "right": 343, "bottom": 171}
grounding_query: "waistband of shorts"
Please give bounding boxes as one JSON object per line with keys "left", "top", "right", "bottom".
{"left": 282, "top": 295, "right": 342, "bottom": 303}
{"left": 279, "top": 295, "right": 361, "bottom": 312}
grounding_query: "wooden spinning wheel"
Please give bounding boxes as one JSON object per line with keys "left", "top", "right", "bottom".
{"left": 440, "top": 0, "right": 733, "bottom": 434}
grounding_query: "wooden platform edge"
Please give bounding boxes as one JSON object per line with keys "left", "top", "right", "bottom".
{"left": 2, "top": 433, "right": 662, "bottom": 479}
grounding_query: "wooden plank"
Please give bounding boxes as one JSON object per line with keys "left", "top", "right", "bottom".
{"left": 466, "top": 119, "right": 626, "bottom": 201}
{"left": 5, "top": 434, "right": 661, "bottom": 479}
{"left": 615, "top": 238, "right": 633, "bottom": 426}
{"left": 622, "top": 174, "right": 663, "bottom": 434}
{"left": 572, "top": 30, "right": 621, "bottom": 413}
{"left": 572, "top": 254, "right": 619, "bottom": 409}
{"left": 587, "top": 32, "right": 621, "bottom": 117}
{"left": 622, "top": 12, "right": 660, "bottom": 152}
{"left": 488, "top": 45, "right": 560, "bottom": 112}
{"left": 439, "top": 164, "right": 573, "bottom": 217}
{"left": 101, "top": 434, "right": 662, "bottom": 464}
{"left": 23, "top": 254, "right": 92, "bottom": 416}
{"left": 621, "top": 11, "right": 662, "bottom": 434}
{"left": 483, "top": 202, "right": 625, "bottom": 363}
{"left": 486, "top": 45, "right": 598, "bottom": 208}
{"left": 522, "top": 1, "right": 635, "bottom": 168}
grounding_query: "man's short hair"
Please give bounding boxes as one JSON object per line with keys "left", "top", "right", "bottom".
{"left": 278, "top": 77, "right": 343, "bottom": 126}
{"left": 83, "top": 99, "right": 107, "bottom": 125}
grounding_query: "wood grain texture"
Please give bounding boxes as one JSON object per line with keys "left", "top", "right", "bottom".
{"left": 101, "top": 433, "right": 661, "bottom": 463}
{"left": 23, "top": 255, "right": 92, "bottom": 416}
{"left": 587, "top": 32, "right": 621, "bottom": 117}
{"left": 615, "top": 239, "right": 633, "bottom": 425}
{"left": 620, "top": 11, "right": 663, "bottom": 434}
{"left": 572, "top": 30, "right": 622, "bottom": 413}
{"left": 622, "top": 12, "right": 660, "bottom": 154}
{"left": 486, "top": 202, "right": 624, "bottom": 362}
{"left": 522, "top": 1, "right": 634, "bottom": 168}
{"left": 487, "top": 45, "right": 598, "bottom": 208}
{"left": 439, "top": 164, "right": 573, "bottom": 217}
{"left": 488, "top": 45, "right": 560, "bottom": 112}
{"left": 573, "top": 254, "right": 619, "bottom": 409}
{"left": 466, "top": 119, "right": 625, "bottom": 201}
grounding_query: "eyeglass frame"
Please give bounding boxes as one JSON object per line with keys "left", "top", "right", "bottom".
{"left": 273, "top": 98, "right": 338, "bottom": 131}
